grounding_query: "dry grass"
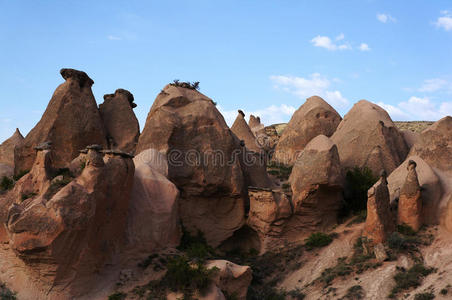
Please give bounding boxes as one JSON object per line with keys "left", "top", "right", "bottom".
{"left": 394, "top": 121, "right": 434, "bottom": 133}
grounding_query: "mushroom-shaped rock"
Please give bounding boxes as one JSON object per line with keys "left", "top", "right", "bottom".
{"left": 273, "top": 96, "right": 341, "bottom": 165}
{"left": 205, "top": 260, "right": 253, "bottom": 300}
{"left": 331, "top": 100, "right": 408, "bottom": 176}
{"left": 126, "top": 149, "right": 181, "bottom": 253}
{"left": 0, "top": 128, "right": 24, "bottom": 167}
{"left": 387, "top": 156, "right": 441, "bottom": 225}
{"left": 14, "top": 68, "right": 107, "bottom": 173}
{"left": 231, "top": 110, "right": 261, "bottom": 152}
{"left": 136, "top": 84, "right": 246, "bottom": 247}
{"left": 363, "top": 171, "right": 395, "bottom": 244}
{"left": 288, "top": 135, "right": 344, "bottom": 232}
{"left": 397, "top": 160, "right": 422, "bottom": 231}
{"left": 99, "top": 89, "right": 140, "bottom": 153}
{"left": 409, "top": 116, "right": 452, "bottom": 172}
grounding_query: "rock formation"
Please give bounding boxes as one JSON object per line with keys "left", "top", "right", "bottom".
{"left": 205, "top": 260, "right": 253, "bottom": 300}
{"left": 363, "top": 170, "right": 395, "bottom": 244}
{"left": 273, "top": 96, "right": 341, "bottom": 165}
{"left": 0, "top": 128, "right": 24, "bottom": 167}
{"left": 14, "top": 68, "right": 107, "bottom": 173}
{"left": 126, "top": 149, "right": 181, "bottom": 253}
{"left": 2, "top": 144, "right": 135, "bottom": 298}
{"left": 387, "top": 156, "right": 441, "bottom": 225}
{"left": 99, "top": 89, "right": 140, "bottom": 153}
{"left": 331, "top": 100, "right": 408, "bottom": 176}
{"left": 248, "top": 115, "right": 264, "bottom": 136}
{"left": 231, "top": 110, "right": 261, "bottom": 152}
{"left": 247, "top": 187, "right": 293, "bottom": 251}
{"left": 397, "top": 160, "right": 422, "bottom": 231}
{"left": 287, "top": 135, "right": 344, "bottom": 233}
{"left": 136, "top": 84, "right": 246, "bottom": 247}
{"left": 409, "top": 116, "right": 452, "bottom": 172}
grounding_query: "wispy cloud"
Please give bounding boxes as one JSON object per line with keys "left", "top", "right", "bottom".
{"left": 270, "top": 73, "right": 349, "bottom": 108}
{"left": 377, "top": 13, "right": 397, "bottom": 23}
{"left": 311, "top": 35, "right": 351, "bottom": 51}
{"left": 378, "top": 96, "right": 452, "bottom": 121}
{"left": 359, "top": 43, "right": 371, "bottom": 51}
{"left": 107, "top": 35, "right": 122, "bottom": 41}
{"left": 418, "top": 78, "right": 451, "bottom": 93}
{"left": 435, "top": 10, "right": 452, "bottom": 31}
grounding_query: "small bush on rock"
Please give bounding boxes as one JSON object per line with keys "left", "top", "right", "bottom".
{"left": 305, "top": 232, "right": 334, "bottom": 250}
{"left": 389, "top": 264, "right": 435, "bottom": 298}
{"left": 414, "top": 292, "right": 435, "bottom": 300}
{"left": 177, "top": 228, "right": 215, "bottom": 261}
{"left": 13, "top": 170, "right": 29, "bottom": 181}
{"left": 0, "top": 283, "right": 17, "bottom": 300}
{"left": 0, "top": 177, "right": 14, "bottom": 192}
{"left": 342, "top": 166, "right": 378, "bottom": 215}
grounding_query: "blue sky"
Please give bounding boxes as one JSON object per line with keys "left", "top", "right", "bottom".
{"left": 1, "top": 0, "right": 452, "bottom": 142}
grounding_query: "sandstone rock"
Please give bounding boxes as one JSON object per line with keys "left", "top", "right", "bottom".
{"left": 231, "top": 110, "right": 261, "bottom": 152}
{"left": 247, "top": 187, "right": 293, "bottom": 251}
{"left": 273, "top": 96, "right": 341, "bottom": 165}
{"left": 249, "top": 115, "right": 264, "bottom": 136}
{"left": 401, "top": 130, "right": 419, "bottom": 149}
{"left": 397, "top": 160, "right": 422, "bottom": 231}
{"left": 288, "top": 135, "right": 344, "bottom": 232}
{"left": 0, "top": 163, "right": 13, "bottom": 179}
{"left": 4, "top": 146, "right": 134, "bottom": 297}
{"left": 99, "top": 89, "right": 140, "bottom": 153}
{"left": 387, "top": 156, "right": 441, "bottom": 225}
{"left": 331, "top": 100, "right": 408, "bottom": 176}
{"left": 136, "top": 84, "right": 246, "bottom": 247}
{"left": 167, "top": 285, "right": 225, "bottom": 300}
{"left": 14, "top": 68, "right": 107, "bottom": 173}
{"left": 409, "top": 116, "right": 452, "bottom": 172}
{"left": 374, "top": 243, "right": 388, "bottom": 262}
{"left": 363, "top": 171, "right": 395, "bottom": 244}
{"left": 206, "top": 260, "right": 252, "bottom": 300}
{"left": 0, "top": 129, "right": 24, "bottom": 167}
{"left": 126, "top": 148, "right": 181, "bottom": 253}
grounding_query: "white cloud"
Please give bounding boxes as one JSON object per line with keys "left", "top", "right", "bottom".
{"left": 336, "top": 33, "right": 345, "bottom": 41}
{"left": 377, "top": 13, "right": 396, "bottom": 23}
{"left": 270, "top": 73, "right": 349, "bottom": 108}
{"left": 359, "top": 43, "right": 371, "bottom": 51}
{"left": 217, "top": 104, "right": 296, "bottom": 127}
{"left": 311, "top": 35, "right": 351, "bottom": 51}
{"left": 107, "top": 35, "right": 122, "bottom": 40}
{"left": 435, "top": 10, "right": 452, "bottom": 31}
{"left": 378, "top": 96, "right": 452, "bottom": 121}
{"left": 418, "top": 78, "right": 450, "bottom": 92}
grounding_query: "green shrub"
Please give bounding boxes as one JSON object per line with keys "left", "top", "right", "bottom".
{"left": 137, "top": 253, "right": 159, "bottom": 269}
{"left": 0, "top": 177, "right": 14, "bottom": 191}
{"left": 389, "top": 264, "right": 435, "bottom": 297}
{"left": 387, "top": 232, "right": 420, "bottom": 251}
{"left": 267, "top": 162, "right": 292, "bottom": 181}
{"left": 163, "top": 256, "right": 218, "bottom": 296}
{"left": 305, "top": 232, "right": 334, "bottom": 250}
{"left": 397, "top": 224, "right": 417, "bottom": 236}
{"left": 13, "top": 170, "right": 29, "bottom": 181}
{"left": 414, "top": 292, "right": 435, "bottom": 300}
{"left": 342, "top": 167, "right": 378, "bottom": 214}
{"left": 318, "top": 257, "right": 353, "bottom": 285}
{"left": 341, "top": 285, "right": 365, "bottom": 299}
{"left": 287, "top": 288, "right": 305, "bottom": 300}
{"left": 44, "top": 177, "right": 72, "bottom": 199}
{"left": 108, "top": 292, "right": 126, "bottom": 300}
{"left": 170, "top": 79, "right": 200, "bottom": 90}
{"left": 21, "top": 192, "right": 37, "bottom": 201}
{"left": 178, "top": 228, "right": 215, "bottom": 261}
{"left": 0, "top": 283, "right": 16, "bottom": 300}
{"left": 346, "top": 210, "right": 367, "bottom": 226}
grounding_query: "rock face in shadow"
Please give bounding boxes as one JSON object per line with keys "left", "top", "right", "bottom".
{"left": 248, "top": 115, "right": 264, "bottom": 136}
{"left": 331, "top": 100, "right": 408, "bottom": 176}
{"left": 397, "top": 160, "right": 422, "bottom": 231}
{"left": 206, "top": 260, "right": 253, "bottom": 300}
{"left": 14, "top": 69, "right": 107, "bottom": 173}
{"left": 363, "top": 171, "right": 395, "bottom": 244}
{"left": 273, "top": 96, "right": 341, "bottom": 165}
{"left": 409, "top": 116, "right": 452, "bottom": 173}
{"left": 0, "top": 128, "right": 24, "bottom": 167}
{"left": 99, "top": 89, "right": 140, "bottom": 153}
{"left": 388, "top": 156, "right": 442, "bottom": 225}
{"left": 136, "top": 84, "right": 246, "bottom": 247}
{"left": 2, "top": 145, "right": 134, "bottom": 298}
{"left": 126, "top": 149, "right": 181, "bottom": 253}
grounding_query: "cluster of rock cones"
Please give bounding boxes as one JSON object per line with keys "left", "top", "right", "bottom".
{"left": 1, "top": 68, "right": 452, "bottom": 299}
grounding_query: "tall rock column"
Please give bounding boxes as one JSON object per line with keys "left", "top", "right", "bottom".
{"left": 363, "top": 170, "right": 395, "bottom": 244}
{"left": 398, "top": 160, "right": 422, "bottom": 231}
